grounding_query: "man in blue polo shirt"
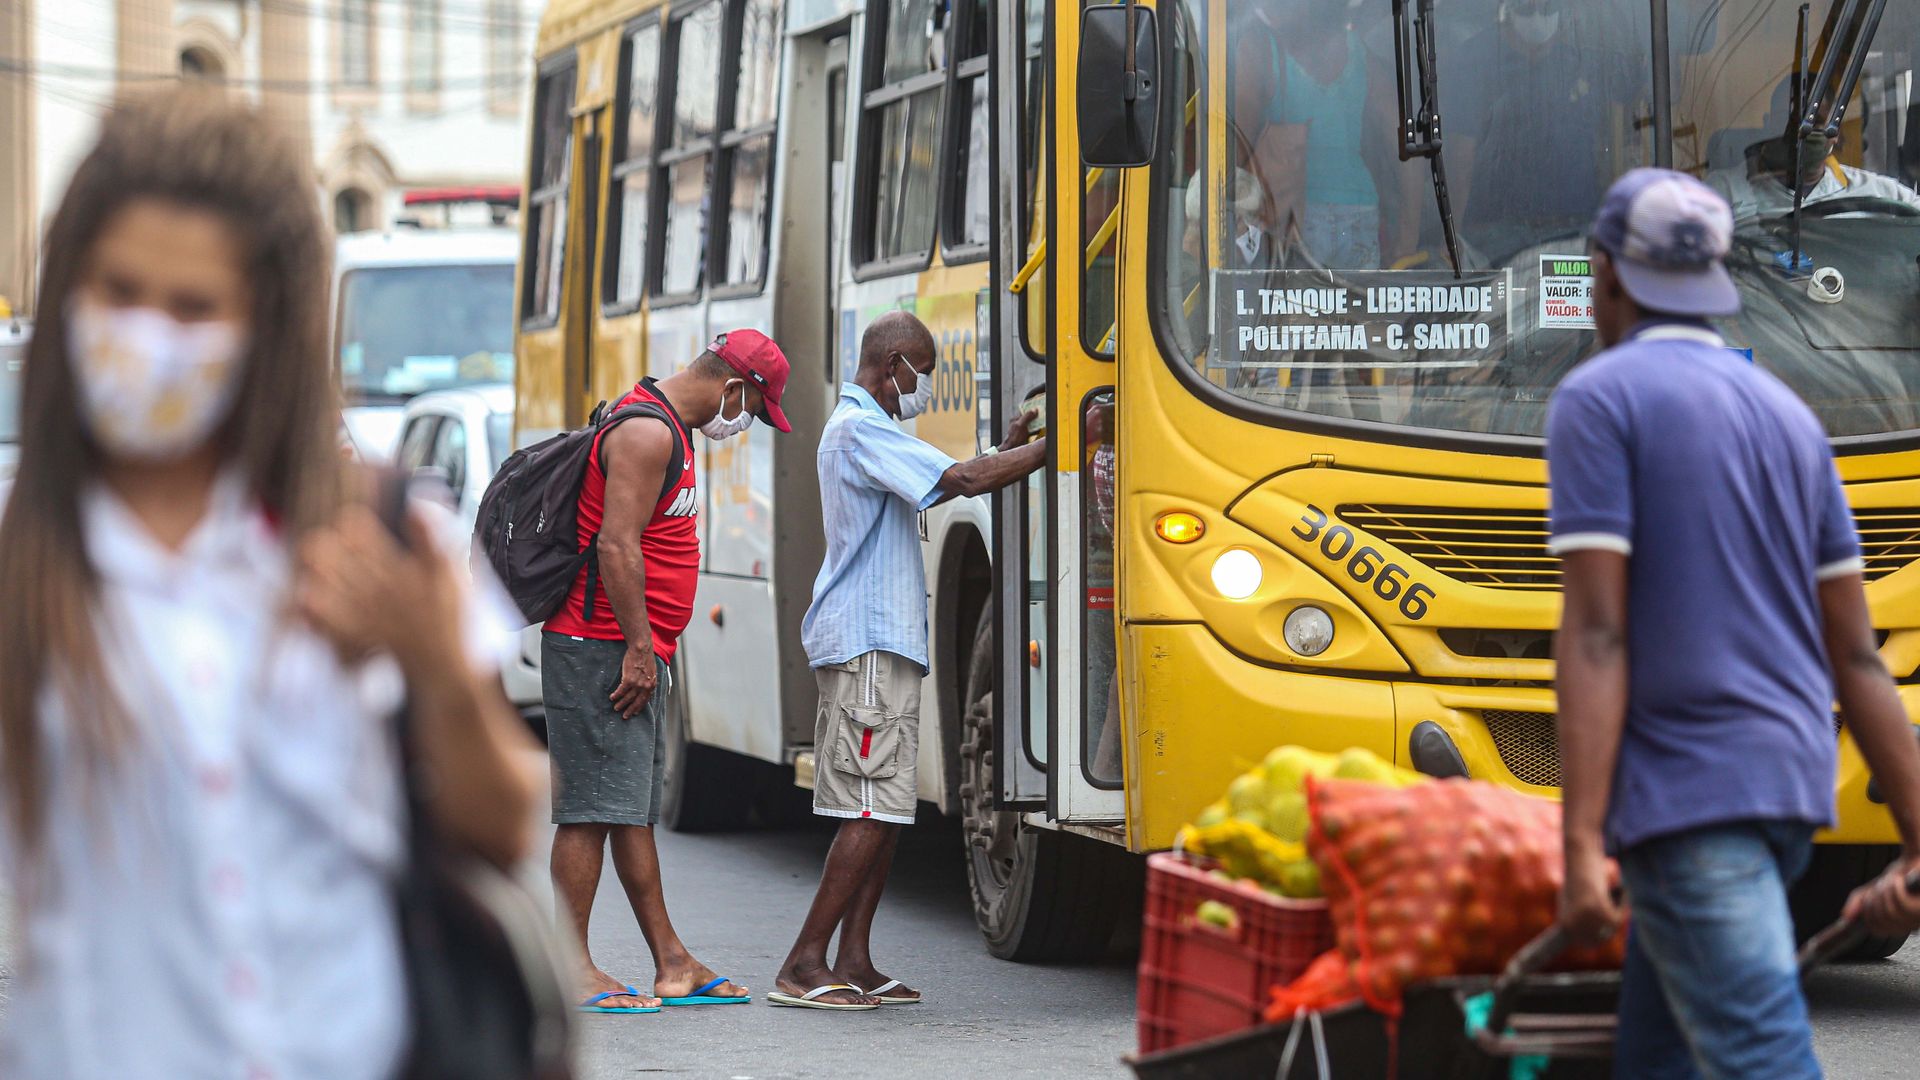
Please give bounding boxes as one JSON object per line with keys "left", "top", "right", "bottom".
{"left": 1550, "top": 168, "right": 1920, "bottom": 1077}
{"left": 769, "top": 311, "right": 1045, "bottom": 1011}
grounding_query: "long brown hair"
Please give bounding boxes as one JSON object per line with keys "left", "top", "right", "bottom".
{"left": 0, "top": 88, "right": 344, "bottom": 854}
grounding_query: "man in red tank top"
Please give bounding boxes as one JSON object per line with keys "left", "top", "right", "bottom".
{"left": 545, "top": 330, "right": 791, "bottom": 1013}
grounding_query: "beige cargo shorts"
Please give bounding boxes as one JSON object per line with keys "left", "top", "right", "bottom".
{"left": 812, "top": 650, "right": 923, "bottom": 825}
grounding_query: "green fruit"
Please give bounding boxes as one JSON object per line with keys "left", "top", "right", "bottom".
{"left": 1193, "top": 801, "right": 1229, "bottom": 829}
{"left": 1232, "top": 809, "right": 1269, "bottom": 831}
{"left": 1333, "top": 747, "right": 1396, "bottom": 783}
{"left": 1279, "top": 859, "right": 1323, "bottom": 899}
{"left": 1262, "top": 746, "right": 1317, "bottom": 793}
{"left": 1227, "top": 772, "right": 1268, "bottom": 815}
{"left": 1196, "top": 900, "right": 1238, "bottom": 930}
{"left": 1266, "top": 792, "right": 1310, "bottom": 842}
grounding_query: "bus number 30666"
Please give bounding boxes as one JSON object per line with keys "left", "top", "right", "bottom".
{"left": 1292, "top": 505, "right": 1436, "bottom": 621}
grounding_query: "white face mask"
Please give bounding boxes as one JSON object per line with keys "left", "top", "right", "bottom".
{"left": 699, "top": 380, "right": 754, "bottom": 440}
{"left": 891, "top": 359, "right": 933, "bottom": 420}
{"left": 1510, "top": 11, "right": 1560, "bottom": 46}
{"left": 67, "top": 299, "right": 248, "bottom": 460}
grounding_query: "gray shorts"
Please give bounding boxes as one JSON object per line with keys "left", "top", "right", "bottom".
{"left": 812, "top": 651, "right": 923, "bottom": 825}
{"left": 543, "top": 632, "right": 668, "bottom": 826}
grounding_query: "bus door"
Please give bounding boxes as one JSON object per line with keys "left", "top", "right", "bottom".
{"left": 1042, "top": 0, "right": 1126, "bottom": 824}
{"left": 993, "top": 0, "right": 1049, "bottom": 808}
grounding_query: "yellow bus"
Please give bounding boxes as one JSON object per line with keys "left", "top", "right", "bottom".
{"left": 516, "top": 0, "right": 1920, "bottom": 960}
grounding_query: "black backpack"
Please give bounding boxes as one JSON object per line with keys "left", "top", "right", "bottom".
{"left": 474, "top": 393, "right": 687, "bottom": 625}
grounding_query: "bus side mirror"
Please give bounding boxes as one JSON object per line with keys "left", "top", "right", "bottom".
{"left": 1078, "top": 5, "right": 1159, "bottom": 168}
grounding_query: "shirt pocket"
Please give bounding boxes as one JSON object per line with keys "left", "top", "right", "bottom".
{"left": 828, "top": 703, "right": 905, "bottom": 780}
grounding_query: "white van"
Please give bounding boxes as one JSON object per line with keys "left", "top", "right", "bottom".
{"left": 331, "top": 227, "right": 518, "bottom": 462}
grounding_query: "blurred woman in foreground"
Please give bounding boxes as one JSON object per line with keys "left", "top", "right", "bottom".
{"left": 0, "top": 88, "right": 543, "bottom": 1078}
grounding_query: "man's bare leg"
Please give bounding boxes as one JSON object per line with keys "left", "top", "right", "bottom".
{"left": 607, "top": 824, "right": 747, "bottom": 1000}
{"left": 775, "top": 819, "right": 892, "bottom": 1006}
{"left": 552, "top": 822, "right": 658, "bottom": 1007}
{"left": 829, "top": 826, "right": 917, "bottom": 1001}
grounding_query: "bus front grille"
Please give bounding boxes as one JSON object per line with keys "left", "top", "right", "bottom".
{"left": 1481, "top": 709, "right": 1560, "bottom": 788}
{"left": 1337, "top": 505, "right": 1557, "bottom": 590}
{"left": 1340, "top": 504, "right": 1920, "bottom": 589}
{"left": 1853, "top": 509, "right": 1920, "bottom": 582}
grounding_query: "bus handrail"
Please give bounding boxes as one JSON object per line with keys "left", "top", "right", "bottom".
{"left": 1010, "top": 241, "right": 1046, "bottom": 294}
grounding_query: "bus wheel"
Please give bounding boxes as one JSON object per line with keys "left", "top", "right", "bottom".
{"left": 1789, "top": 843, "right": 1909, "bottom": 962}
{"left": 959, "top": 612, "right": 1129, "bottom": 961}
{"left": 659, "top": 658, "right": 753, "bottom": 833}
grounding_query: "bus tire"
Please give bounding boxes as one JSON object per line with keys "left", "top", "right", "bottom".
{"left": 959, "top": 610, "right": 1133, "bottom": 962}
{"left": 659, "top": 658, "right": 754, "bottom": 833}
{"left": 1789, "top": 842, "right": 1909, "bottom": 962}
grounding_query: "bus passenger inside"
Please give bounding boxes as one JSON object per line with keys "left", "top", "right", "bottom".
{"left": 1183, "top": 168, "right": 1276, "bottom": 270}
{"left": 1447, "top": 0, "right": 1642, "bottom": 265}
{"left": 1710, "top": 127, "right": 1920, "bottom": 226}
{"left": 1233, "top": 0, "right": 1419, "bottom": 269}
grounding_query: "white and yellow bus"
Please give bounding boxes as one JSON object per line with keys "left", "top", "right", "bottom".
{"left": 515, "top": 0, "right": 1920, "bottom": 960}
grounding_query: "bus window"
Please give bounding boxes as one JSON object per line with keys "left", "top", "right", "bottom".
{"left": 859, "top": 0, "right": 946, "bottom": 266}
{"left": 716, "top": 0, "right": 783, "bottom": 289}
{"left": 1015, "top": 0, "right": 1046, "bottom": 358}
{"left": 605, "top": 21, "right": 661, "bottom": 311}
{"left": 523, "top": 61, "right": 575, "bottom": 326}
{"left": 1079, "top": 1, "right": 1121, "bottom": 358}
{"left": 1082, "top": 389, "right": 1121, "bottom": 787}
{"left": 657, "top": 1, "right": 724, "bottom": 300}
{"left": 1680, "top": 0, "right": 1920, "bottom": 438}
{"left": 943, "top": 0, "right": 991, "bottom": 257}
{"left": 1081, "top": 166, "right": 1121, "bottom": 357}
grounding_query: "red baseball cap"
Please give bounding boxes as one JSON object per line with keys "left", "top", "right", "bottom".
{"left": 709, "top": 329, "right": 792, "bottom": 433}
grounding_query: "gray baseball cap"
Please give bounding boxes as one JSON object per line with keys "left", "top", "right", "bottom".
{"left": 1590, "top": 167, "right": 1741, "bottom": 318}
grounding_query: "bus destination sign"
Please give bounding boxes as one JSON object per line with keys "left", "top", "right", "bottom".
{"left": 1211, "top": 268, "right": 1512, "bottom": 370}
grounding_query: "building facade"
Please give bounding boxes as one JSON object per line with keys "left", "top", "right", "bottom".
{"left": 0, "top": 0, "right": 538, "bottom": 311}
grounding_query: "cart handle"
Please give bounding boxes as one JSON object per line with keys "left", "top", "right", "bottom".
{"left": 1489, "top": 868, "right": 1919, "bottom": 1036}
{"left": 1481, "top": 924, "right": 1573, "bottom": 1036}
{"left": 1795, "top": 866, "right": 1920, "bottom": 972}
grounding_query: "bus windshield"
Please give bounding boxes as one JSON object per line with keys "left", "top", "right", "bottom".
{"left": 1156, "top": 0, "right": 1920, "bottom": 442}
{"left": 336, "top": 264, "right": 516, "bottom": 403}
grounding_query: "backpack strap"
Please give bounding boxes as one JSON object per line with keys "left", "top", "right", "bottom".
{"left": 594, "top": 402, "right": 688, "bottom": 501}
{"left": 580, "top": 400, "right": 692, "bottom": 622}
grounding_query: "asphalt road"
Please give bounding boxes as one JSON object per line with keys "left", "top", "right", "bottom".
{"left": 576, "top": 817, "right": 1920, "bottom": 1079}
{"left": 0, "top": 816, "right": 1914, "bottom": 1077}
{"left": 567, "top": 816, "right": 1137, "bottom": 1080}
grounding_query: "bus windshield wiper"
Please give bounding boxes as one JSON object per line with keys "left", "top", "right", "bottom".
{"left": 1788, "top": 0, "right": 1888, "bottom": 271}
{"left": 1391, "top": 0, "right": 1462, "bottom": 279}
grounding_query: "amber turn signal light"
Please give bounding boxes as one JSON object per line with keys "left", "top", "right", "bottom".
{"left": 1154, "top": 511, "right": 1206, "bottom": 544}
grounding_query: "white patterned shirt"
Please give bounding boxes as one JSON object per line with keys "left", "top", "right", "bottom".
{"left": 0, "top": 473, "right": 515, "bottom": 1080}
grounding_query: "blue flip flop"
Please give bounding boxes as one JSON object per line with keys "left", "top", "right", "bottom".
{"left": 661, "top": 976, "right": 752, "bottom": 1006}
{"left": 578, "top": 986, "right": 661, "bottom": 1014}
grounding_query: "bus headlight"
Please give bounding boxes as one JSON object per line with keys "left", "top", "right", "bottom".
{"left": 1210, "top": 549, "right": 1263, "bottom": 599}
{"left": 1282, "top": 606, "right": 1335, "bottom": 657}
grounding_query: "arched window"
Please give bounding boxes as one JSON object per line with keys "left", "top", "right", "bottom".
{"left": 335, "top": 188, "right": 373, "bottom": 233}
{"left": 179, "top": 46, "right": 223, "bottom": 82}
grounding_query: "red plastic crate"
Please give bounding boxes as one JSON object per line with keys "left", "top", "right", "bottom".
{"left": 1137, "top": 851, "right": 1336, "bottom": 1054}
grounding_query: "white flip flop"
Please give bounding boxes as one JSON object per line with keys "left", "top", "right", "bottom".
{"left": 855, "top": 979, "right": 922, "bottom": 1005}
{"left": 766, "top": 983, "right": 878, "bottom": 1011}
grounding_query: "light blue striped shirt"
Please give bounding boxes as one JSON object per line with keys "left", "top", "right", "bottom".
{"left": 801, "top": 384, "right": 959, "bottom": 671}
